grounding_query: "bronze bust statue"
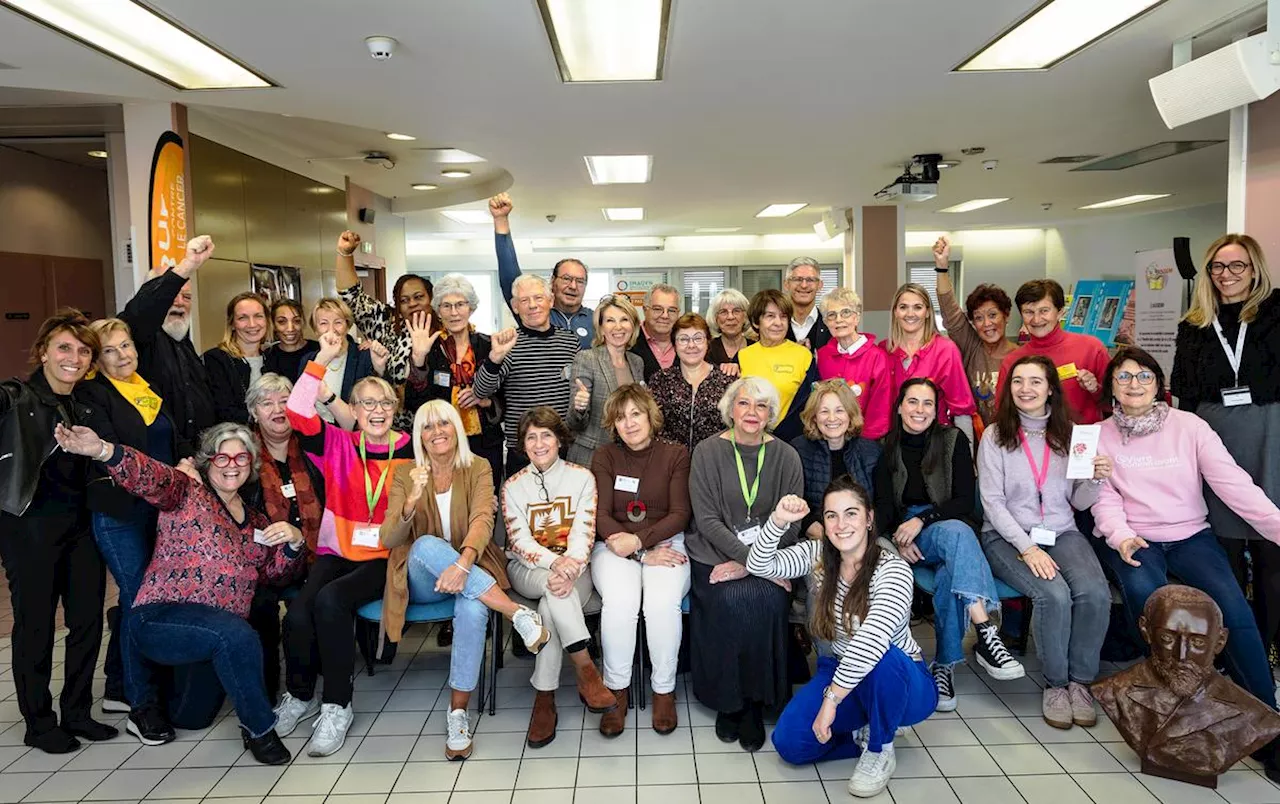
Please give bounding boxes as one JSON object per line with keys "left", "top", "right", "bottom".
{"left": 1092, "top": 585, "right": 1280, "bottom": 788}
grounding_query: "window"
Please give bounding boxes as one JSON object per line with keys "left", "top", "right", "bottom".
{"left": 682, "top": 270, "right": 726, "bottom": 316}
{"left": 819, "top": 267, "right": 839, "bottom": 302}
{"left": 906, "top": 260, "right": 960, "bottom": 330}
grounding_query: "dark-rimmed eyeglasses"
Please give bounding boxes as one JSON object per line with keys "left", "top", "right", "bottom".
{"left": 356, "top": 398, "right": 396, "bottom": 412}
{"left": 1209, "top": 261, "right": 1251, "bottom": 276}
{"left": 1115, "top": 371, "right": 1156, "bottom": 386}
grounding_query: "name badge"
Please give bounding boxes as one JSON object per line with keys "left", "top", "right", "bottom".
{"left": 352, "top": 526, "right": 381, "bottom": 548}
{"left": 614, "top": 475, "right": 640, "bottom": 493}
{"left": 1030, "top": 526, "right": 1057, "bottom": 547}
{"left": 252, "top": 529, "right": 271, "bottom": 546}
{"left": 433, "top": 371, "right": 451, "bottom": 388}
{"left": 1222, "top": 386, "right": 1253, "bottom": 407}
{"left": 576, "top": 327, "right": 589, "bottom": 338}
{"left": 281, "top": 482, "right": 296, "bottom": 499}
{"left": 736, "top": 523, "right": 762, "bottom": 546}
{"left": 1057, "top": 363, "right": 1079, "bottom": 381}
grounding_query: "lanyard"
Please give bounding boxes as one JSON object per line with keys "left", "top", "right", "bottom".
{"left": 1212, "top": 316, "right": 1247, "bottom": 387}
{"left": 1018, "top": 429, "right": 1051, "bottom": 520}
{"left": 730, "top": 429, "right": 767, "bottom": 516}
{"left": 359, "top": 432, "right": 391, "bottom": 522}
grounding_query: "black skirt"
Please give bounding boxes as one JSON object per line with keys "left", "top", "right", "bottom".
{"left": 689, "top": 558, "right": 791, "bottom": 714}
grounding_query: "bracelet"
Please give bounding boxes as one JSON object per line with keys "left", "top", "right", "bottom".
{"left": 336, "top": 247, "right": 355, "bottom": 258}
{"left": 321, "top": 391, "right": 337, "bottom": 406}
{"left": 452, "top": 561, "right": 471, "bottom": 574}
{"left": 96, "top": 442, "right": 111, "bottom": 462}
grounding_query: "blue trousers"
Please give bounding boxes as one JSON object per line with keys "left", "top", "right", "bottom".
{"left": 1096, "top": 527, "right": 1277, "bottom": 708}
{"left": 906, "top": 507, "right": 999, "bottom": 665}
{"left": 131, "top": 603, "right": 276, "bottom": 737}
{"left": 407, "top": 537, "right": 496, "bottom": 693}
{"left": 773, "top": 649, "right": 937, "bottom": 763}
{"left": 91, "top": 511, "right": 151, "bottom": 699}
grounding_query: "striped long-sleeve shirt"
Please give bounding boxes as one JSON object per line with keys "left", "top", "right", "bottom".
{"left": 747, "top": 517, "right": 921, "bottom": 691}
{"left": 474, "top": 324, "right": 579, "bottom": 450}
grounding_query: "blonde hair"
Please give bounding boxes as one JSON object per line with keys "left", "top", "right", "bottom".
{"left": 310, "top": 297, "right": 355, "bottom": 332}
{"left": 218, "top": 293, "right": 271, "bottom": 358}
{"left": 349, "top": 376, "right": 399, "bottom": 409}
{"left": 591, "top": 295, "right": 642, "bottom": 348}
{"left": 800, "top": 379, "right": 864, "bottom": 441}
{"left": 411, "top": 399, "right": 473, "bottom": 470}
{"left": 820, "top": 287, "right": 863, "bottom": 316}
{"left": 886, "top": 283, "right": 938, "bottom": 353}
{"left": 1184, "top": 234, "right": 1273, "bottom": 328}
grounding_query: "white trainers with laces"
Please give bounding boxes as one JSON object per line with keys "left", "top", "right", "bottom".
{"left": 307, "top": 703, "right": 353, "bottom": 757}
{"left": 445, "top": 709, "right": 473, "bottom": 760}
{"left": 272, "top": 692, "right": 319, "bottom": 738}
{"left": 512, "top": 606, "right": 550, "bottom": 654}
{"left": 848, "top": 743, "right": 896, "bottom": 798}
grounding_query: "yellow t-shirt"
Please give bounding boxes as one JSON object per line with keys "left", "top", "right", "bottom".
{"left": 738, "top": 340, "right": 814, "bottom": 420}
{"left": 107, "top": 373, "right": 163, "bottom": 426}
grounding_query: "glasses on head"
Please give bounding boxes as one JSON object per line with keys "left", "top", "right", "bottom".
{"left": 789, "top": 276, "right": 820, "bottom": 286}
{"left": 211, "top": 452, "right": 252, "bottom": 468}
{"left": 648, "top": 305, "right": 679, "bottom": 316}
{"left": 438, "top": 300, "right": 470, "bottom": 312}
{"left": 557, "top": 275, "right": 587, "bottom": 287}
{"left": 675, "top": 334, "right": 707, "bottom": 346}
{"left": 357, "top": 398, "right": 397, "bottom": 412}
{"left": 1208, "top": 261, "right": 1252, "bottom": 276}
{"left": 1115, "top": 371, "right": 1156, "bottom": 386}
{"left": 823, "top": 308, "right": 857, "bottom": 322}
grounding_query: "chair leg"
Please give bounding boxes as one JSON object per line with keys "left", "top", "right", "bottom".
{"left": 1015, "top": 597, "right": 1033, "bottom": 655}
{"left": 364, "top": 621, "right": 378, "bottom": 677}
{"left": 477, "top": 614, "right": 489, "bottom": 714}
{"left": 634, "top": 616, "right": 647, "bottom": 711}
{"left": 488, "top": 613, "right": 500, "bottom": 716}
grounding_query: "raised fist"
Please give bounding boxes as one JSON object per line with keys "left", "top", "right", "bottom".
{"left": 933, "top": 236, "right": 951, "bottom": 269}
{"left": 488, "top": 193, "right": 512, "bottom": 219}
{"left": 490, "top": 327, "right": 518, "bottom": 362}
{"left": 338, "top": 231, "right": 361, "bottom": 257}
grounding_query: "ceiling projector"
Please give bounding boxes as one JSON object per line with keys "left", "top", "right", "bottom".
{"left": 875, "top": 154, "right": 941, "bottom": 203}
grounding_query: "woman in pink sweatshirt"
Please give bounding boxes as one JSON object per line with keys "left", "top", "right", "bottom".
{"left": 1092, "top": 346, "right": 1280, "bottom": 710}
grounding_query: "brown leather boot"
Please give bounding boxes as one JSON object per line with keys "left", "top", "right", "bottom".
{"left": 598, "top": 688, "right": 629, "bottom": 737}
{"left": 651, "top": 691, "right": 679, "bottom": 735}
{"left": 575, "top": 660, "right": 618, "bottom": 714}
{"left": 526, "top": 691, "right": 558, "bottom": 749}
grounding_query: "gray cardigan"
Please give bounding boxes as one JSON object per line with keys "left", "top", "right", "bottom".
{"left": 687, "top": 434, "right": 804, "bottom": 565}
{"left": 566, "top": 346, "right": 645, "bottom": 465}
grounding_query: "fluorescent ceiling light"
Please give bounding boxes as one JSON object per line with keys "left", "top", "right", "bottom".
{"left": 1, "top": 0, "right": 274, "bottom": 89}
{"left": 603, "top": 207, "right": 644, "bottom": 221}
{"left": 955, "top": 0, "right": 1168, "bottom": 72}
{"left": 410, "top": 183, "right": 437, "bottom": 191}
{"left": 422, "top": 148, "right": 486, "bottom": 164}
{"left": 536, "top": 0, "right": 671, "bottom": 82}
{"left": 441, "top": 169, "right": 471, "bottom": 178}
{"left": 755, "top": 203, "right": 808, "bottom": 218}
{"left": 1078, "top": 194, "right": 1171, "bottom": 209}
{"left": 385, "top": 133, "right": 416, "bottom": 141}
{"left": 696, "top": 227, "right": 742, "bottom": 233}
{"left": 938, "top": 198, "right": 1010, "bottom": 213}
{"left": 86, "top": 150, "right": 108, "bottom": 159}
{"left": 441, "top": 210, "right": 492, "bottom": 224}
{"left": 584, "top": 155, "right": 652, "bottom": 184}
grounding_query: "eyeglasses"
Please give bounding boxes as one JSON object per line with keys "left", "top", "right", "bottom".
{"left": 438, "top": 301, "right": 470, "bottom": 312}
{"left": 675, "top": 334, "right": 706, "bottom": 346}
{"left": 648, "top": 305, "right": 679, "bottom": 316}
{"left": 532, "top": 468, "right": 550, "bottom": 503}
{"left": 716, "top": 307, "right": 745, "bottom": 317}
{"left": 356, "top": 398, "right": 397, "bottom": 411}
{"left": 557, "top": 275, "right": 587, "bottom": 287}
{"left": 1208, "top": 261, "right": 1252, "bottom": 276}
{"left": 1115, "top": 371, "right": 1156, "bottom": 386}
{"left": 789, "top": 276, "right": 820, "bottom": 286}
{"left": 823, "top": 308, "right": 858, "bottom": 322}
{"left": 211, "top": 452, "right": 252, "bottom": 468}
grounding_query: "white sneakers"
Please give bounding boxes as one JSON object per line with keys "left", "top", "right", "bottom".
{"left": 848, "top": 743, "right": 896, "bottom": 798}
{"left": 307, "top": 703, "right": 354, "bottom": 757}
{"left": 272, "top": 693, "right": 320, "bottom": 737}
{"left": 446, "top": 709, "right": 473, "bottom": 760}
{"left": 512, "top": 606, "right": 550, "bottom": 654}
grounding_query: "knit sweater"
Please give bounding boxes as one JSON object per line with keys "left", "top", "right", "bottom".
{"left": 106, "top": 446, "right": 303, "bottom": 617}
{"left": 978, "top": 412, "right": 1101, "bottom": 553}
{"left": 474, "top": 324, "right": 579, "bottom": 450}
{"left": 287, "top": 361, "right": 415, "bottom": 561}
{"left": 502, "top": 457, "right": 597, "bottom": 569}
{"left": 748, "top": 519, "right": 920, "bottom": 690}
{"left": 1093, "top": 407, "right": 1280, "bottom": 549}
{"left": 815, "top": 334, "right": 894, "bottom": 440}
{"left": 997, "top": 327, "right": 1109, "bottom": 424}
{"left": 650, "top": 364, "right": 734, "bottom": 452}
{"left": 937, "top": 285, "right": 1016, "bottom": 425}
{"left": 591, "top": 441, "right": 691, "bottom": 549}
{"left": 1171, "top": 293, "right": 1280, "bottom": 411}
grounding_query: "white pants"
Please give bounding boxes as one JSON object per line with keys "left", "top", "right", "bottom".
{"left": 507, "top": 560, "right": 594, "bottom": 692}
{"left": 590, "top": 535, "right": 692, "bottom": 694}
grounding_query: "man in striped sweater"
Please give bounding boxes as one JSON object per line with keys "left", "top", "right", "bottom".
{"left": 475, "top": 273, "right": 579, "bottom": 477}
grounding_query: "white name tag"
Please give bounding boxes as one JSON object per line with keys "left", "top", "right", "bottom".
{"left": 736, "top": 524, "right": 762, "bottom": 546}
{"left": 1030, "top": 526, "right": 1057, "bottom": 547}
{"left": 281, "top": 482, "right": 296, "bottom": 499}
{"left": 433, "top": 371, "right": 451, "bottom": 388}
{"left": 252, "top": 529, "right": 271, "bottom": 546}
{"left": 614, "top": 475, "right": 640, "bottom": 493}
{"left": 352, "top": 527, "right": 381, "bottom": 548}
{"left": 1222, "top": 386, "right": 1253, "bottom": 407}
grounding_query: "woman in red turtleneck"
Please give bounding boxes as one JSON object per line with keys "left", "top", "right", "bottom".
{"left": 995, "top": 280, "right": 1109, "bottom": 425}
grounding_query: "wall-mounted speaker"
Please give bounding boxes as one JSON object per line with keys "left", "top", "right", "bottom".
{"left": 1149, "top": 34, "right": 1280, "bottom": 129}
{"left": 359, "top": 207, "right": 376, "bottom": 224}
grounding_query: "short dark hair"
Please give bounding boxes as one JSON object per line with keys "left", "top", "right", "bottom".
{"left": 552, "top": 259, "right": 588, "bottom": 279}
{"left": 672, "top": 312, "right": 711, "bottom": 340}
{"left": 30, "top": 308, "right": 100, "bottom": 369}
{"left": 1014, "top": 279, "right": 1066, "bottom": 312}
{"left": 1102, "top": 346, "right": 1167, "bottom": 414}
{"left": 747, "top": 288, "right": 793, "bottom": 329}
{"left": 517, "top": 406, "right": 572, "bottom": 448}
{"left": 965, "top": 284, "right": 1013, "bottom": 319}
{"left": 270, "top": 298, "right": 304, "bottom": 320}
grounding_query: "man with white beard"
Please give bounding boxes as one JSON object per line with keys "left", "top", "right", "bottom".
{"left": 118, "top": 236, "right": 217, "bottom": 444}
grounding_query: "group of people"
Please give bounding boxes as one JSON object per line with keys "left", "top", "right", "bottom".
{"left": 4, "top": 185, "right": 1280, "bottom": 798}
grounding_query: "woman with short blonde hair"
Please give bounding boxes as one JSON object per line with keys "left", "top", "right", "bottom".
{"left": 300, "top": 298, "right": 379, "bottom": 428}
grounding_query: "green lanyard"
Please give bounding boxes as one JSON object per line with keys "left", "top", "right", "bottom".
{"left": 730, "top": 428, "right": 767, "bottom": 516}
{"left": 359, "top": 432, "right": 391, "bottom": 522}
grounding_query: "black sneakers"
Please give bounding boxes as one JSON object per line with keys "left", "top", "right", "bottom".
{"left": 932, "top": 663, "right": 957, "bottom": 712}
{"left": 974, "top": 622, "right": 1025, "bottom": 681}
{"left": 126, "top": 707, "right": 176, "bottom": 746}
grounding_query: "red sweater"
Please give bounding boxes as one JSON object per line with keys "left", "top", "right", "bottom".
{"left": 996, "top": 327, "right": 1110, "bottom": 424}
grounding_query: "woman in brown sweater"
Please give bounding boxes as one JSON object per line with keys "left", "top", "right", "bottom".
{"left": 589, "top": 385, "right": 692, "bottom": 737}
{"left": 380, "top": 399, "right": 549, "bottom": 760}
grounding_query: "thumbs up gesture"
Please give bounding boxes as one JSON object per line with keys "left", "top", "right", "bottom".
{"left": 573, "top": 379, "right": 590, "bottom": 412}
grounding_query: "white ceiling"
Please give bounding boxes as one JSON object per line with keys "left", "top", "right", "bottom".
{"left": 0, "top": 0, "right": 1262, "bottom": 240}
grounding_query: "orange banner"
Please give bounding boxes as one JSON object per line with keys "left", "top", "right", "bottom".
{"left": 148, "top": 131, "right": 187, "bottom": 272}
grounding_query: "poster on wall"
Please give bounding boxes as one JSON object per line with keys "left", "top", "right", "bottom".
{"left": 1133, "top": 248, "right": 1180, "bottom": 377}
{"left": 1066, "top": 280, "right": 1135, "bottom": 347}
{"left": 251, "top": 264, "right": 302, "bottom": 304}
{"left": 614, "top": 273, "right": 666, "bottom": 310}
{"left": 147, "top": 131, "right": 187, "bottom": 273}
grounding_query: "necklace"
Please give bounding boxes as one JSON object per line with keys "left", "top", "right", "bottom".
{"left": 625, "top": 444, "right": 658, "bottom": 522}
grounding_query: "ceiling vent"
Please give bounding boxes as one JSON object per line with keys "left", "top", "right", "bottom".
{"left": 1040, "top": 155, "right": 1100, "bottom": 164}
{"left": 1070, "top": 140, "right": 1224, "bottom": 171}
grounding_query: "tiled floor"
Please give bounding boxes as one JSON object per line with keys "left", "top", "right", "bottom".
{"left": 0, "top": 621, "right": 1276, "bottom": 804}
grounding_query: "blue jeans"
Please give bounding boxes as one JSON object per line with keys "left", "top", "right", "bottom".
{"left": 91, "top": 510, "right": 152, "bottom": 700}
{"left": 130, "top": 603, "right": 276, "bottom": 737}
{"left": 773, "top": 650, "right": 937, "bottom": 763}
{"left": 407, "top": 537, "right": 496, "bottom": 693}
{"left": 907, "top": 506, "right": 999, "bottom": 666}
{"left": 1096, "top": 528, "right": 1277, "bottom": 708}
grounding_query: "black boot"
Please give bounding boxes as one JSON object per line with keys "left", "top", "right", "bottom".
{"left": 64, "top": 717, "right": 118, "bottom": 742}
{"left": 241, "top": 727, "right": 292, "bottom": 765}
{"left": 715, "top": 709, "right": 743, "bottom": 743}
{"left": 738, "top": 702, "right": 766, "bottom": 752}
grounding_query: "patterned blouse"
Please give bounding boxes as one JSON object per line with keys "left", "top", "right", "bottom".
{"left": 338, "top": 284, "right": 415, "bottom": 431}
{"left": 650, "top": 363, "right": 734, "bottom": 452}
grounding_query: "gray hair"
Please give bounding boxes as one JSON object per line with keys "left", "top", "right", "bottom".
{"left": 820, "top": 287, "right": 863, "bottom": 316}
{"left": 512, "top": 273, "right": 550, "bottom": 298}
{"left": 195, "top": 422, "right": 261, "bottom": 484}
{"left": 706, "top": 288, "right": 751, "bottom": 337}
{"left": 245, "top": 373, "right": 294, "bottom": 421}
{"left": 433, "top": 274, "right": 480, "bottom": 312}
{"left": 644, "top": 283, "right": 681, "bottom": 307}
{"left": 717, "top": 376, "right": 782, "bottom": 429}
{"left": 786, "top": 257, "right": 822, "bottom": 278}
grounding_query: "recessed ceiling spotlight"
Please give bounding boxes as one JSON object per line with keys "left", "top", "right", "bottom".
{"left": 410, "top": 183, "right": 437, "bottom": 191}
{"left": 87, "top": 150, "right": 108, "bottom": 159}
{"left": 385, "top": 133, "right": 416, "bottom": 141}
{"left": 441, "top": 169, "right": 471, "bottom": 178}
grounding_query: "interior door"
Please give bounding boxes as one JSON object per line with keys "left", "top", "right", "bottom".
{"left": 0, "top": 253, "right": 50, "bottom": 379}
{"left": 49, "top": 257, "right": 107, "bottom": 321}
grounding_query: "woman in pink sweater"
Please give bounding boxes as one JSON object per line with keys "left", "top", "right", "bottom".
{"left": 1092, "top": 346, "right": 1280, "bottom": 710}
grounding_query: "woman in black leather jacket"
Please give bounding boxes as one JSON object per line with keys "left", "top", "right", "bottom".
{"left": 0, "top": 309, "right": 117, "bottom": 754}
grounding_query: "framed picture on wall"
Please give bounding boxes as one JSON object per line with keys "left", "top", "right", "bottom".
{"left": 251, "top": 264, "right": 303, "bottom": 304}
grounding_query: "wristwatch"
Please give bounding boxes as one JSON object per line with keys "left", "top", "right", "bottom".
{"left": 632, "top": 548, "right": 649, "bottom": 563}
{"left": 321, "top": 390, "right": 337, "bottom": 406}
{"left": 822, "top": 686, "right": 840, "bottom": 703}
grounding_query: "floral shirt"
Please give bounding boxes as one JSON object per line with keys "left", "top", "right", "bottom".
{"left": 650, "top": 364, "right": 733, "bottom": 452}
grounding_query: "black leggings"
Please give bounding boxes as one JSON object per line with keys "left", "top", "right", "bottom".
{"left": 283, "top": 554, "right": 387, "bottom": 706}
{"left": 1221, "top": 538, "right": 1280, "bottom": 659}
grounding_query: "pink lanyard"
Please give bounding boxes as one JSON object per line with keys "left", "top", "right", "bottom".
{"left": 1018, "top": 429, "right": 1051, "bottom": 521}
